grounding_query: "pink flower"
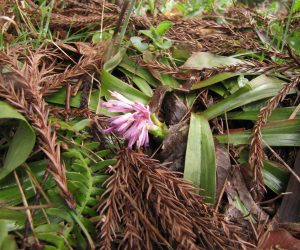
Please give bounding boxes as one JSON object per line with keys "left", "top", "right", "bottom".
{"left": 101, "top": 91, "right": 153, "bottom": 148}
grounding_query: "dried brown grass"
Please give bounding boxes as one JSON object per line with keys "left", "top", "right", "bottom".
{"left": 98, "top": 149, "right": 245, "bottom": 250}
{"left": 0, "top": 49, "right": 76, "bottom": 208}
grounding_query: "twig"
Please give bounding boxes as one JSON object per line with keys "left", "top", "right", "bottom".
{"left": 264, "top": 142, "right": 300, "bottom": 183}
{"left": 14, "top": 171, "right": 40, "bottom": 246}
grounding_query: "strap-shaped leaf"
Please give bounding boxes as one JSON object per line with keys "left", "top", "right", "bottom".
{"left": 184, "top": 113, "right": 216, "bottom": 204}
{"left": 0, "top": 101, "right": 36, "bottom": 179}
{"left": 0, "top": 220, "right": 17, "bottom": 250}
{"left": 216, "top": 119, "right": 300, "bottom": 146}
{"left": 101, "top": 69, "right": 150, "bottom": 104}
{"left": 203, "top": 75, "right": 289, "bottom": 119}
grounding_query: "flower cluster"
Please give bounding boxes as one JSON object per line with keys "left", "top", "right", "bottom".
{"left": 101, "top": 91, "right": 154, "bottom": 148}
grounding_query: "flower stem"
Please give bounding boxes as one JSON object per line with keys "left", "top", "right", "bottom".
{"left": 149, "top": 114, "right": 168, "bottom": 139}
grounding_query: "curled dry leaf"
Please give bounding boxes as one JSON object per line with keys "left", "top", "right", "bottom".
{"left": 162, "top": 93, "right": 188, "bottom": 125}
{"left": 159, "top": 120, "right": 189, "bottom": 171}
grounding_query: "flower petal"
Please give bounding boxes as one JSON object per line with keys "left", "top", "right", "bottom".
{"left": 101, "top": 92, "right": 153, "bottom": 148}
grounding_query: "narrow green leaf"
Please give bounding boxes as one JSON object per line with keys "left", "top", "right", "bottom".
{"left": 0, "top": 210, "right": 26, "bottom": 230}
{"left": 232, "top": 196, "right": 250, "bottom": 218}
{"left": 226, "top": 107, "right": 300, "bottom": 121}
{"left": 203, "top": 75, "right": 289, "bottom": 119}
{"left": 0, "top": 220, "right": 8, "bottom": 246}
{"left": 216, "top": 119, "right": 300, "bottom": 146}
{"left": 119, "top": 69, "right": 153, "bottom": 97}
{"left": 184, "top": 113, "right": 216, "bottom": 204}
{"left": 46, "top": 88, "right": 102, "bottom": 113}
{"left": 101, "top": 70, "right": 150, "bottom": 104}
{"left": 0, "top": 220, "right": 17, "bottom": 250}
{"left": 91, "top": 159, "right": 117, "bottom": 172}
{"left": 46, "top": 208, "right": 73, "bottom": 223}
{"left": 1, "top": 235, "right": 17, "bottom": 250}
{"left": 72, "top": 119, "right": 92, "bottom": 131}
{"left": 155, "top": 21, "right": 173, "bottom": 36}
{"left": 35, "top": 224, "right": 64, "bottom": 234}
{"left": 130, "top": 36, "right": 149, "bottom": 52}
{"left": 119, "top": 58, "right": 159, "bottom": 87}
{"left": 0, "top": 102, "right": 36, "bottom": 179}
{"left": 36, "top": 233, "right": 66, "bottom": 249}
{"left": 192, "top": 73, "right": 239, "bottom": 89}
{"left": 263, "top": 160, "right": 289, "bottom": 194}
{"left": 103, "top": 48, "right": 126, "bottom": 72}
{"left": 158, "top": 74, "right": 181, "bottom": 87}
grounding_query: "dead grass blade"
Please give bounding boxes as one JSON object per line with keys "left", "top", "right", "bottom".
{"left": 0, "top": 49, "right": 76, "bottom": 208}
{"left": 98, "top": 149, "right": 247, "bottom": 249}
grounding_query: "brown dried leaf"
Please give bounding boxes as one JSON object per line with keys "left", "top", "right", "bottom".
{"left": 278, "top": 150, "right": 300, "bottom": 223}
{"left": 159, "top": 120, "right": 189, "bottom": 171}
{"left": 225, "top": 167, "right": 268, "bottom": 222}
{"left": 258, "top": 229, "right": 300, "bottom": 250}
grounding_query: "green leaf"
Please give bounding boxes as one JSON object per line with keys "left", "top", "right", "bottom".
{"left": 0, "top": 220, "right": 17, "bottom": 250}
{"left": 35, "top": 224, "right": 64, "bottom": 234}
{"left": 119, "top": 58, "right": 159, "bottom": 87}
{"left": 263, "top": 160, "right": 289, "bottom": 194}
{"left": 182, "top": 52, "right": 243, "bottom": 70}
{"left": 158, "top": 74, "right": 181, "bottom": 87}
{"left": 232, "top": 196, "right": 249, "bottom": 217}
{"left": 46, "top": 208, "right": 73, "bottom": 223}
{"left": 71, "top": 119, "right": 92, "bottom": 131}
{"left": 216, "top": 119, "right": 300, "bottom": 146}
{"left": 0, "top": 220, "right": 8, "bottom": 246}
{"left": 209, "top": 84, "right": 228, "bottom": 97}
{"left": 91, "top": 159, "right": 117, "bottom": 172}
{"left": 184, "top": 113, "right": 216, "bottom": 204}
{"left": 192, "top": 72, "right": 240, "bottom": 89}
{"left": 155, "top": 21, "right": 173, "bottom": 36}
{"left": 46, "top": 88, "right": 102, "bottom": 112}
{"left": 154, "top": 38, "right": 172, "bottom": 49}
{"left": 0, "top": 210, "right": 26, "bottom": 231}
{"left": 101, "top": 69, "right": 150, "bottom": 104}
{"left": 36, "top": 232, "right": 66, "bottom": 249}
{"left": 287, "top": 30, "right": 300, "bottom": 53}
{"left": 103, "top": 48, "right": 126, "bottom": 72}
{"left": 1, "top": 236, "right": 17, "bottom": 250}
{"left": 226, "top": 107, "right": 300, "bottom": 121}
{"left": 203, "top": 75, "right": 289, "bottom": 119}
{"left": 119, "top": 69, "right": 153, "bottom": 97}
{"left": 130, "top": 36, "right": 149, "bottom": 52}
{"left": 293, "top": 0, "right": 300, "bottom": 13}
{"left": 0, "top": 160, "right": 54, "bottom": 207}
{"left": 0, "top": 101, "right": 36, "bottom": 179}
{"left": 92, "top": 30, "right": 113, "bottom": 44}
